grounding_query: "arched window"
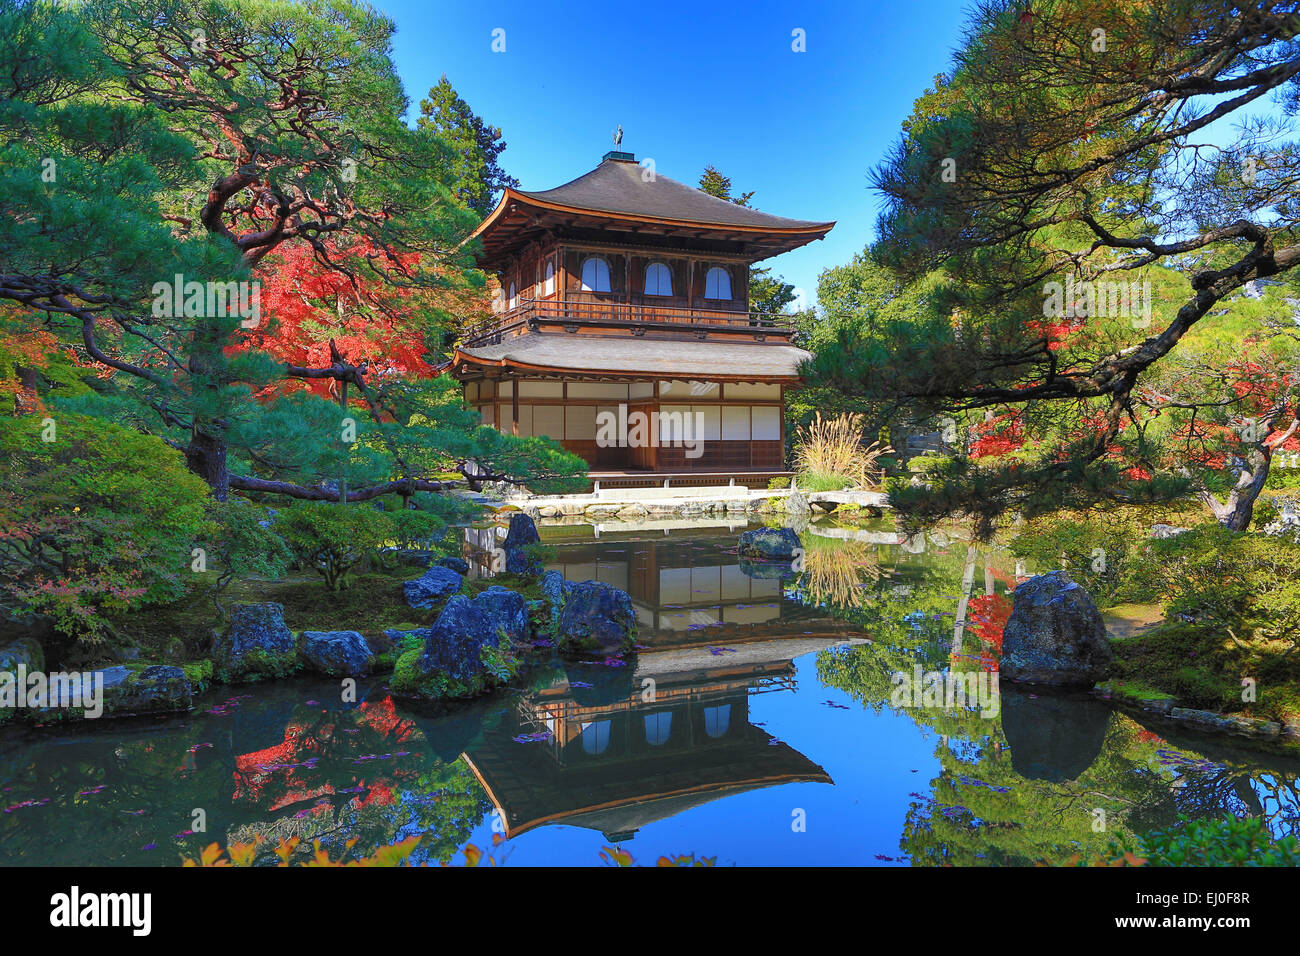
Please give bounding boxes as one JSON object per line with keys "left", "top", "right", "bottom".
{"left": 644, "top": 711, "right": 672, "bottom": 746}
{"left": 704, "top": 266, "right": 732, "bottom": 300}
{"left": 644, "top": 262, "right": 673, "bottom": 296}
{"left": 580, "top": 720, "right": 610, "bottom": 756}
{"left": 507, "top": 281, "right": 517, "bottom": 310}
{"left": 541, "top": 260, "right": 555, "bottom": 296}
{"left": 579, "top": 257, "right": 611, "bottom": 292}
{"left": 703, "top": 704, "right": 731, "bottom": 738}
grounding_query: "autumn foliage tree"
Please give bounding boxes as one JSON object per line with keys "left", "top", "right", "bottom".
{"left": 811, "top": 0, "right": 1300, "bottom": 534}
{"left": 1, "top": 0, "right": 583, "bottom": 506}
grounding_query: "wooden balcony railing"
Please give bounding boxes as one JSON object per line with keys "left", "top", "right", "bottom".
{"left": 463, "top": 297, "right": 797, "bottom": 346}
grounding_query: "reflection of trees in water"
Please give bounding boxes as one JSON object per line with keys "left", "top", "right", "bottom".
{"left": 894, "top": 705, "right": 1180, "bottom": 865}
{"left": 789, "top": 537, "right": 884, "bottom": 609}
{"left": 1127, "top": 759, "right": 1300, "bottom": 843}
{"left": 810, "top": 535, "right": 1300, "bottom": 863}
{"left": 227, "top": 695, "right": 494, "bottom": 865}
{"left": 0, "top": 689, "right": 496, "bottom": 866}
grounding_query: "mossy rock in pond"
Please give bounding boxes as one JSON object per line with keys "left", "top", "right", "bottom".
{"left": 389, "top": 640, "right": 520, "bottom": 703}
{"left": 301, "top": 630, "right": 376, "bottom": 678}
{"left": 555, "top": 581, "right": 636, "bottom": 659}
{"left": 213, "top": 603, "right": 301, "bottom": 684}
{"left": 737, "top": 527, "right": 801, "bottom": 560}
{"left": 18, "top": 665, "right": 194, "bottom": 722}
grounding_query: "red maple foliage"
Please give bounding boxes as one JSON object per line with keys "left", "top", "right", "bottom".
{"left": 230, "top": 239, "right": 489, "bottom": 399}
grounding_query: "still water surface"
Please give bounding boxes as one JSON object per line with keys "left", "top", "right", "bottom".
{"left": 2, "top": 519, "right": 1297, "bottom": 865}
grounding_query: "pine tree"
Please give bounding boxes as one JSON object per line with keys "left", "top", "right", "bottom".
{"left": 417, "top": 75, "right": 519, "bottom": 218}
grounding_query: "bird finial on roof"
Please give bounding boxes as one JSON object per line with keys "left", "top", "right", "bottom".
{"left": 612, "top": 124, "right": 623, "bottom": 148}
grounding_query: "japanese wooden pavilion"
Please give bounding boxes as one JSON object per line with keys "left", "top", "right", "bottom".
{"left": 445, "top": 150, "right": 834, "bottom": 488}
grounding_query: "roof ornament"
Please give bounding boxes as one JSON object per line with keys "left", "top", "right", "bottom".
{"left": 612, "top": 124, "right": 623, "bottom": 149}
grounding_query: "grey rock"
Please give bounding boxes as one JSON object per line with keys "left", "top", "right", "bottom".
{"left": 1001, "top": 571, "right": 1114, "bottom": 688}
{"left": 556, "top": 580, "right": 636, "bottom": 658}
{"left": 112, "top": 665, "right": 193, "bottom": 715}
{"left": 1151, "top": 524, "right": 1191, "bottom": 539}
{"left": 0, "top": 636, "right": 44, "bottom": 675}
{"left": 737, "top": 526, "right": 802, "bottom": 560}
{"left": 419, "top": 586, "right": 528, "bottom": 683}
{"left": 213, "top": 603, "right": 296, "bottom": 678}
{"left": 403, "top": 566, "right": 463, "bottom": 610}
{"left": 301, "top": 630, "right": 375, "bottom": 677}
{"left": 1170, "top": 708, "right": 1282, "bottom": 738}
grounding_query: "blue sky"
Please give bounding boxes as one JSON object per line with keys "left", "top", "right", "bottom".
{"left": 374, "top": 0, "right": 975, "bottom": 304}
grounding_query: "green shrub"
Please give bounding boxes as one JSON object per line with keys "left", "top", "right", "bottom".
{"left": 906, "top": 453, "right": 952, "bottom": 476}
{"left": 1145, "top": 524, "right": 1300, "bottom": 646}
{"left": 276, "top": 502, "right": 394, "bottom": 591}
{"left": 1009, "top": 510, "right": 1163, "bottom": 607}
{"left": 1135, "top": 815, "right": 1300, "bottom": 866}
{"left": 796, "top": 470, "right": 855, "bottom": 493}
{"left": 203, "top": 499, "right": 291, "bottom": 614}
{"left": 386, "top": 507, "right": 447, "bottom": 551}
{"left": 767, "top": 477, "right": 791, "bottom": 489}
{"left": 0, "top": 413, "right": 213, "bottom": 642}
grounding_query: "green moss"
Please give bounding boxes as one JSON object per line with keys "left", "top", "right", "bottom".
{"left": 460, "top": 573, "right": 546, "bottom": 602}
{"left": 391, "top": 646, "right": 468, "bottom": 699}
{"left": 182, "top": 658, "right": 214, "bottom": 693}
{"left": 217, "top": 646, "right": 301, "bottom": 685}
{"left": 389, "top": 638, "right": 520, "bottom": 702}
{"left": 1096, "top": 679, "right": 1177, "bottom": 705}
{"left": 373, "top": 632, "right": 422, "bottom": 674}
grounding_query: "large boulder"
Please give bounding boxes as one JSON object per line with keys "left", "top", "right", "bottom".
{"left": 213, "top": 603, "right": 298, "bottom": 682}
{"left": 111, "top": 665, "right": 193, "bottom": 716}
{"left": 1001, "top": 571, "right": 1115, "bottom": 688}
{"left": 418, "top": 586, "right": 528, "bottom": 684}
{"left": 24, "top": 665, "right": 192, "bottom": 720}
{"left": 301, "top": 630, "right": 375, "bottom": 677}
{"left": 737, "top": 526, "right": 801, "bottom": 560}
{"left": 403, "top": 565, "right": 463, "bottom": 610}
{"left": 503, "top": 512, "right": 542, "bottom": 576}
{"left": 556, "top": 580, "right": 636, "bottom": 658}
{"left": 785, "top": 489, "right": 812, "bottom": 518}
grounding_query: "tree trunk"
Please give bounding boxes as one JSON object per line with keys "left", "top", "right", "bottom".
{"left": 1203, "top": 445, "right": 1274, "bottom": 532}
{"left": 186, "top": 427, "right": 230, "bottom": 501}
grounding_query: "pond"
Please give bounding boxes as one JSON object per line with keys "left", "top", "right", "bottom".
{"left": 2, "top": 517, "right": 1298, "bottom": 866}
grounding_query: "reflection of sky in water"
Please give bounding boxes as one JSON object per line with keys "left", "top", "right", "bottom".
{"left": 1, "top": 523, "right": 1297, "bottom": 866}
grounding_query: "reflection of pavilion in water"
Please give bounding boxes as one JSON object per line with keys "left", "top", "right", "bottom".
{"left": 460, "top": 527, "right": 866, "bottom": 840}
{"left": 463, "top": 525, "right": 859, "bottom": 646}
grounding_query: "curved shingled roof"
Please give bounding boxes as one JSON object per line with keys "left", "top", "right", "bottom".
{"left": 453, "top": 333, "right": 812, "bottom": 381}
{"left": 516, "top": 159, "right": 834, "bottom": 231}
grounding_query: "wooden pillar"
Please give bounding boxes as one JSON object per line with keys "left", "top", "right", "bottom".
{"left": 780, "top": 384, "right": 787, "bottom": 468}
{"left": 511, "top": 377, "right": 520, "bottom": 436}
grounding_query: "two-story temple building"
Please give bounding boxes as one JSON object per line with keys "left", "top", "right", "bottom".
{"left": 444, "top": 150, "right": 833, "bottom": 489}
